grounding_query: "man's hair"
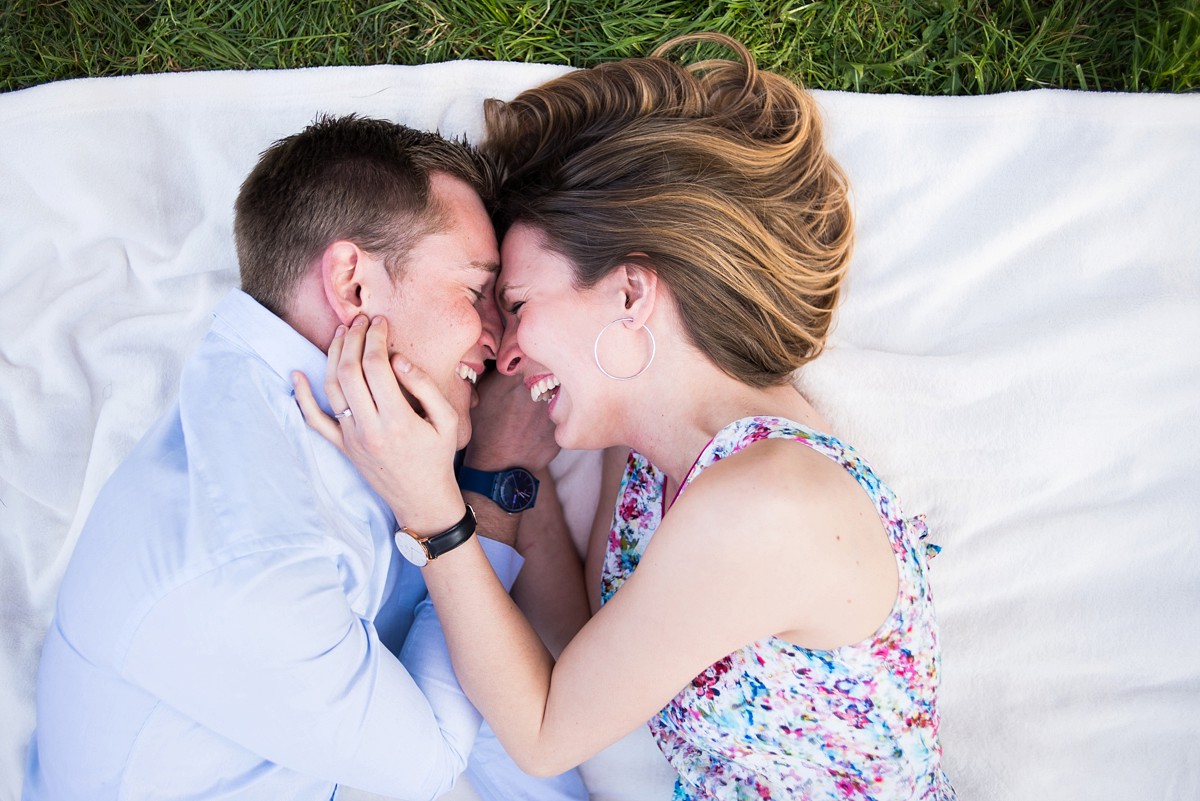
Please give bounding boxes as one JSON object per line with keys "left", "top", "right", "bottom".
{"left": 235, "top": 114, "right": 493, "bottom": 317}
{"left": 482, "top": 34, "right": 853, "bottom": 388}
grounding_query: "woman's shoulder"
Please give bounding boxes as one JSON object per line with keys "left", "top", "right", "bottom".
{"left": 689, "top": 427, "right": 857, "bottom": 507}
{"left": 655, "top": 428, "right": 897, "bottom": 648}
{"left": 669, "top": 432, "right": 872, "bottom": 557}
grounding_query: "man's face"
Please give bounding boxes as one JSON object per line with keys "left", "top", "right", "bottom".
{"left": 374, "top": 173, "right": 501, "bottom": 449}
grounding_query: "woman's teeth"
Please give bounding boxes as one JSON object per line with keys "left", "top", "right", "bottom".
{"left": 456, "top": 363, "right": 478, "bottom": 385}
{"left": 530, "top": 375, "right": 561, "bottom": 402}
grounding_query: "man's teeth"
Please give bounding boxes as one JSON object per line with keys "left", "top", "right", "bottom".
{"left": 530, "top": 375, "right": 561, "bottom": 403}
{"left": 456, "top": 364, "right": 478, "bottom": 385}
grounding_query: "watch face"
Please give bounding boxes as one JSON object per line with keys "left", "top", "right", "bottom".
{"left": 393, "top": 530, "right": 429, "bottom": 566}
{"left": 497, "top": 469, "right": 537, "bottom": 512}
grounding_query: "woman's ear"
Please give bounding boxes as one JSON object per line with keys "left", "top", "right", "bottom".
{"left": 321, "top": 240, "right": 371, "bottom": 325}
{"left": 618, "top": 260, "right": 659, "bottom": 327}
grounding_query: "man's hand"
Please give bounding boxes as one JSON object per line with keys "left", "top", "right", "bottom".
{"left": 463, "top": 370, "right": 559, "bottom": 472}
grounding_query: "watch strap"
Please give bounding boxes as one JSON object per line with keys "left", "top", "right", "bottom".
{"left": 457, "top": 465, "right": 499, "bottom": 500}
{"left": 405, "top": 504, "right": 477, "bottom": 561}
{"left": 457, "top": 465, "right": 539, "bottom": 512}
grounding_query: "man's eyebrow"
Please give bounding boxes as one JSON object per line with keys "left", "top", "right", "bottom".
{"left": 468, "top": 260, "right": 501, "bottom": 275}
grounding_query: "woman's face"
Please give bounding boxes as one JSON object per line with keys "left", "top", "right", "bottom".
{"left": 494, "top": 224, "right": 626, "bottom": 450}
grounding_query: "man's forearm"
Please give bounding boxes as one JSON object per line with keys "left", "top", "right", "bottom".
{"left": 510, "top": 470, "right": 590, "bottom": 658}
{"left": 464, "top": 473, "right": 589, "bottom": 658}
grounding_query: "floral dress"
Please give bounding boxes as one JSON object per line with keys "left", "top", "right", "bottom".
{"left": 600, "top": 416, "right": 955, "bottom": 801}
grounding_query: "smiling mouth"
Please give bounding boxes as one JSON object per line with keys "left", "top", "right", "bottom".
{"left": 456, "top": 363, "right": 479, "bottom": 385}
{"left": 529, "top": 375, "right": 560, "bottom": 403}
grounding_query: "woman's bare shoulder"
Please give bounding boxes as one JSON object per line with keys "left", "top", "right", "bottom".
{"left": 676, "top": 435, "right": 864, "bottom": 528}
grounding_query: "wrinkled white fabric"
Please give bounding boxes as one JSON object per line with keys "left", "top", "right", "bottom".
{"left": 1, "top": 63, "right": 1198, "bottom": 801}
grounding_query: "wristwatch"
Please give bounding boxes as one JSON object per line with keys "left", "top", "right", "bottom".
{"left": 456, "top": 465, "right": 539, "bottom": 513}
{"left": 394, "top": 505, "right": 476, "bottom": 566}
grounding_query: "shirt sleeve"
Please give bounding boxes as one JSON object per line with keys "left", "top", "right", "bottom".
{"left": 393, "top": 536, "right": 526, "bottom": 788}
{"left": 399, "top": 539, "right": 589, "bottom": 801}
{"left": 119, "top": 543, "right": 496, "bottom": 799}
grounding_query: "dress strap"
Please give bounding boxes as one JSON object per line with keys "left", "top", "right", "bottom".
{"left": 681, "top": 416, "right": 945, "bottom": 564}
{"left": 904, "top": 513, "right": 942, "bottom": 564}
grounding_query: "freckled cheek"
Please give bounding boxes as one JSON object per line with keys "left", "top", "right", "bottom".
{"left": 451, "top": 302, "right": 483, "bottom": 346}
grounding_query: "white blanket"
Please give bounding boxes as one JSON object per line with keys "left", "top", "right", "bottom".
{"left": 1, "top": 61, "right": 1198, "bottom": 801}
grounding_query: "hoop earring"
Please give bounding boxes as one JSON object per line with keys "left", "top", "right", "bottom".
{"left": 593, "top": 317, "right": 656, "bottom": 381}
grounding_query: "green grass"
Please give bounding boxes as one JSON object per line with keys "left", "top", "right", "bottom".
{"left": 1, "top": 1, "right": 1197, "bottom": 94}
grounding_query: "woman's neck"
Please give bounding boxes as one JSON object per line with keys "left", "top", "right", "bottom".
{"left": 619, "top": 367, "right": 821, "bottom": 485}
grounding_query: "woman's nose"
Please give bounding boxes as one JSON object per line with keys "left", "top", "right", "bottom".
{"left": 495, "top": 329, "right": 523, "bottom": 375}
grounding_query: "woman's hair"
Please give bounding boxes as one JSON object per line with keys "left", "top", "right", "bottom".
{"left": 482, "top": 33, "right": 853, "bottom": 387}
{"left": 235, "top": 114, "right": 492, "bottom": 319}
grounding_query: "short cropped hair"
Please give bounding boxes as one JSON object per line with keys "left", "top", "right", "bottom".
{"left": 235, "top": 114, "right": 492, "bottom": 317}
{"left": 482, "top": 34, "right": 853, "bottom": 387}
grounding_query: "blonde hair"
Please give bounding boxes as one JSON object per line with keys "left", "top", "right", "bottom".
{"left": 482, "top": 33, "right": 853, "bottom": 387}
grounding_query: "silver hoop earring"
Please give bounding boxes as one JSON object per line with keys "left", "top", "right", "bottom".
{"left": 593, "top": 317, "right": 656, "bottom": 381}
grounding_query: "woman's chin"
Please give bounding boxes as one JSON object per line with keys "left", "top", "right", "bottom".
{"left": 455, "top": 412, "right": 474, "bottom": 451}
{"left": 552, "top": 426, "right": 573, "bottom": 451}
{"left": 553, "top": 421, "right": 610, "bottom": 454}
{"left": 550, "top": 398, "right": 613, "bottom": 452}
{"left": 551, "top": 418, "right": 585, "bottom": 452}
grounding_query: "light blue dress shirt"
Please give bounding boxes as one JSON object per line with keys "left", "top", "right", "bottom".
{"left": 23, "top": 290, "right": 584, "bottom": 801}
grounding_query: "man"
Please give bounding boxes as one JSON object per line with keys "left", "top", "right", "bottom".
{"left": 23, "top": 115, "right": 587, "bottom": 800}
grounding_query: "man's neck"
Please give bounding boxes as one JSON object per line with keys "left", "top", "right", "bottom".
{"left": 279, "top": 270, "right": 341, "bottom": 355}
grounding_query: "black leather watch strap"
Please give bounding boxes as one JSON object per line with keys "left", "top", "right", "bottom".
{"left": 418, "top": 504, "right": 477, "bottom": 560}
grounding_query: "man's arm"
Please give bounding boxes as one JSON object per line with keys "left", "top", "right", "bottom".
{"left": 402, "top": 526, "right": 589, "bottom": 801}
{"left": 120, "top": 545, "right": 487, "bottom": 800}
{"left": 461, "top": 372, "right": 589, "bottom": 657}
{"left": 585, "top": 446, "right": 630, "bottom": 614}
{"left": 463, "top": 473, "right": 589, "bottom": 658}
{"left": 509, "top": 470, "right": 589, "bottom": 657}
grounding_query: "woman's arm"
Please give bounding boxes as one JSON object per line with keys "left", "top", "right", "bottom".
{"left": 417, "top": 452, "right": 821, "bottom": 776}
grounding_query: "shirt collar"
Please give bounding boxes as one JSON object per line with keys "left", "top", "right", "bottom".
{"left": 210, "top": 289, "right": 334, "bottom": 414}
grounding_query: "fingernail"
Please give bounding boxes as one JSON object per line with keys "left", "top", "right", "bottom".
{"left": 334, "top": 325, "right": 346, "bottom": 337}
{"left": 372, "top": 316, "right": 385, "bottom": 326}
{"left": 352, "top": 316, "right": 367, "bottom": 328}
{"left": 396, "top": 358, "right": 411, "bottom": 374}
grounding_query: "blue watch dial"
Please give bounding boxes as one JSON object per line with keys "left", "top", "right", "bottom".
{"left": 497, "top": 469, "right": 538, "bottom": 512}
{"left": 457, "top": 466, "right": 539, "bottom": 513}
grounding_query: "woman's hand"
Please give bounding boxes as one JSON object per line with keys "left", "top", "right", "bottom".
{"left": 293, "top": 315, "right": 465, "bottom": 533}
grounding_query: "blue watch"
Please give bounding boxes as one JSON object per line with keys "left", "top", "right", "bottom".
{"left": 457, "top": 465, "right": 539, "bottom": 513}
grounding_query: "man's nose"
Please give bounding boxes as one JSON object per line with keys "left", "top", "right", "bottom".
{"left": 479, "top": 298, "right": 503, "bottom": 361}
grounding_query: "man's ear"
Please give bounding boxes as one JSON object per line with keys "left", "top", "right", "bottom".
{"left": 616, "top": 260, "right": 659, "bottom": 327}
{"left": 320, "top": 240, "right": 372, "bottom": 325}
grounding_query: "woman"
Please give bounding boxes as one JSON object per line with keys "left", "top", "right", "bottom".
{"left": 297, "top": 34, "right": 955, "bottom": 800}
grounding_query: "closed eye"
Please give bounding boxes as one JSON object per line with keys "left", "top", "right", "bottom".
{"left": 506, "top": 300, "right": 525, "bottom": 315}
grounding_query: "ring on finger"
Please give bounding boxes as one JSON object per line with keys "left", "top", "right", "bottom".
{"left": 334, "top": 408, "right": 353, "bottom": 421}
